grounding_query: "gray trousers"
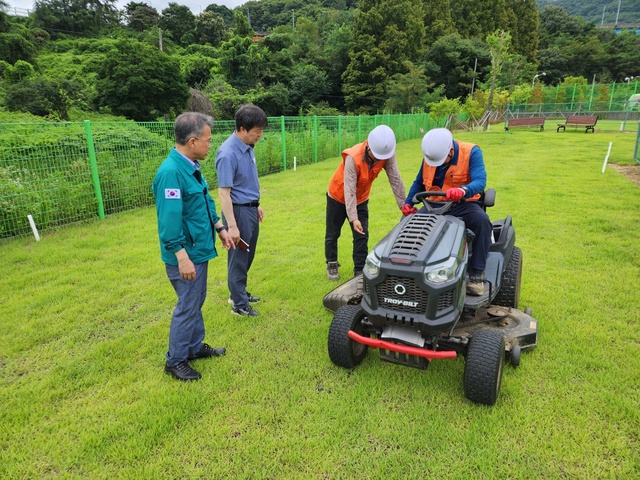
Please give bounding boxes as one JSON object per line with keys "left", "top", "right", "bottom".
{"left": 165, "top": 262, "right": 208, "bottom": 366}
{"left": 227, "top": 205, "right": 260, "bottom": 309}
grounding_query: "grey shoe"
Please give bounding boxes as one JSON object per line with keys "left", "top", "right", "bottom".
{"left": 327, "top": 261, "right": 340, "bottom": 281}
{"left": 467, "top": 271, "right": 485, "bottom": 296}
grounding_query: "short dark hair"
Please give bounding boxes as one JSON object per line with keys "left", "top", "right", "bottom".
{"left": 235, "top": 104, "right": 268, "bottom": 132}
{"left": 174, "top": 112, "right": 214, "bottom": 145}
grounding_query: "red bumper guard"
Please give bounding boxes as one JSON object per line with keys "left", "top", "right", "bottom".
{"left": 348, "top": 331, "right": 457, "bottom": 360}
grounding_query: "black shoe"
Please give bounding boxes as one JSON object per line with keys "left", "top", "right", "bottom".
{"left": 189, "top": 343, "right": 226, "bottom": 360}
{"left": 164, "top": 361, "right": 201, "bottom": 381}
{"left": 227, "top": 292, "right": 261, "bottom": 304}
{"left": 231, "top": 305, "right": 259, "bottom": 317}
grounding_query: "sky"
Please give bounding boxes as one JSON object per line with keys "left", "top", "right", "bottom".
{"left": 6, "top": 0, "right": 247, "bottom": 16}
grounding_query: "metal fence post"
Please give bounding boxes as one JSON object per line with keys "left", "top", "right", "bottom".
{"left": 313, "top": 116, "right": 318, "bottom": 163}
{"left": 281, "top": 116, "right": 287, "bottom": 172}
{"left": 338, "top": 115, "right": 342, "bottom": 156}
{"left": 634, "top": 121, "right": 640, "bottom": 163}
{"left": 84, "top": 120, "right": 105, "bottom": 220}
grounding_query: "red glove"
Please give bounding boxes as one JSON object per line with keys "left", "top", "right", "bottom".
{"left": 446, "top": 188, "right": 465, "bottom": 202}
{"left": 402, "top": 204, "right": 417, "bottom": 216}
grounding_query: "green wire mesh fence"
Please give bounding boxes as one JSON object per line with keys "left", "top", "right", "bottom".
{"left": 0, "top": 113, "right": 442, "bottom": 240}
{"left": 635, "top": 123, "right": 640, "bottom": 163}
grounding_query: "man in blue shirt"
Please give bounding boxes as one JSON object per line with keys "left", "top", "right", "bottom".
{"left": 215, "top": 105, "right": 268, "bottom": 317}
{"left": 153, "top": 112, "right": 234, "bottom": 381}
{"left": 403, "top": 128, "right": 492, "bottom": 296}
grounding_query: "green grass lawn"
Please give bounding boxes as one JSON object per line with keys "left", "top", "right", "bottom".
{"left": 1, "top": 128, "right": 639, "bottom": 479}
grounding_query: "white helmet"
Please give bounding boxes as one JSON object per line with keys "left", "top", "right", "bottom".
{"left": 422, "top": 128, "right": 453, "bottom": 167}
{"left": 367, "top": 125, "right": 396, "bottom": 160}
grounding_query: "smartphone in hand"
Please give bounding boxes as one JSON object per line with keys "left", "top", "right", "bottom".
{"left": 238, "top": 238, "right": 250, "bottom": 252}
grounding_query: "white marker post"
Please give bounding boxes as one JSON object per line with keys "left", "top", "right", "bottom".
{"left": 602, "top": 142, "right": 613, "bottom": 173}
{"left": 27, "top": 214, "right": 41, "bottom": 241}
{"left": 294, "top": 156, "right": 297, "bottom": 171}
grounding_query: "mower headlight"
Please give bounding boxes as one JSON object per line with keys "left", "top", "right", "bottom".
{"left": 364, "top": 252, "right": 381, "bottom": 278}
{"left": 424, "top": 257, "right": 458, "bottom": 284}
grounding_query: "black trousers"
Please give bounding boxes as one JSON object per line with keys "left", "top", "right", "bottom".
{"left": 324, "top": 194, "right": 369, "bottom": 274}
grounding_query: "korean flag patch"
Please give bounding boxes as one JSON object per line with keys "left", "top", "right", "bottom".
{"left": 165, "top": 188, "right": 181, "bottom": 199}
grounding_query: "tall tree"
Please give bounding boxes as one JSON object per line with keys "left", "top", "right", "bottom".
{"left": 384, "top": 62, "right": 434, "bottom": 113}
{"left": 195, "top": 10, "right": 227, "bottom": 46}
{"left": 233, "top": 9, "right": 254, "bottom": 38}
{"left": 218, "top": 35, "right": 263, "bottom": 89}
{"left": 485, "top": 29, "right": 511, "bottom": 115}
{"left": 204, "top": 3, "right": 234, "bottom": 27}
{"left": 450, "top": 0, "right": 507, "bottom": 40}
{"left": 124, "top": 2, "right": 159, "bottom": 32}
{"left": 505, "top": 0, "right": 538, "bottom": 63}
{"left": 93, "top": 39, "right": 189, "bottom": 120}
{"left": 159, "top": 3, "right": 195, "bottom": 46}
{"left": 342, "top": 0, "right": 425, "bottom": 114}
{"left": 288, "top": 64, "right": 329, "bottom": 111}
{"left": 32, "top": 0, "right": 120, "bottom": 38}
{"left": 423, "top": 33, "right": 491, "bottom": 100}
{"left": 423, "top": 0, "right": 454, "bottom": 47}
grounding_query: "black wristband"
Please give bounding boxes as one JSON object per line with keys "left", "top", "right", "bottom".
{"left": 215, "top": 225, "right": 227, "bottom": 233}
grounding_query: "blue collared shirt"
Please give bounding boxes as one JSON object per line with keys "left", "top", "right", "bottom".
{"left": 215, "top": 133, "right": 260, "bottom": 204}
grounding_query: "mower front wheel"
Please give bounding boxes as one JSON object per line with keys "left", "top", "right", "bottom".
{"left": 463, "top": 329, "right": 505, "bottom": 405}
{"left": 328, "top": 305, "right": 369, "bottom": 368}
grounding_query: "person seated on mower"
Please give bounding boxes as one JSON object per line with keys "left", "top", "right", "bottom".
{"left": 325, "top": 125, "right": 407, "bottom": 281}
{"left": 402, "top": 128, "right": 492, "bottom": 296}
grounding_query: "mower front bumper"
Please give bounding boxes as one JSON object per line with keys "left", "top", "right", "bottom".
{"left": 347, "top": 331, "right": 457, "bottom": 360}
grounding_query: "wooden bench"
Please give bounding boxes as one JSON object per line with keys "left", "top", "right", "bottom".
{"left": 557, "top": 115, "right": 598, "bottom": 133}
{"left": 504, "top": 116, "right": 545, "bottom": 131}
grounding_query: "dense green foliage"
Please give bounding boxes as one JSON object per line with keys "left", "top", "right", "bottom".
{"left": 0, "top": 0, "right": 638, "bottom": 120}
{"left": 537, "top": 0, "right": 640, "bottom": 25}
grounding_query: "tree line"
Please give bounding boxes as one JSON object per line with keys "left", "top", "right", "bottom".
{"left": 0, "top": 0, "right": 638, "bottom": 121}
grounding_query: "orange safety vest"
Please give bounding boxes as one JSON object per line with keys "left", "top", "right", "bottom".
{"left": 327, "top": 141, "right": 387, "bottom": 205}
{"left": 422, "top": 140, "right": 481, "bottom": 202}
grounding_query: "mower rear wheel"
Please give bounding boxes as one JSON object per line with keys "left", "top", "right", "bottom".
{"left": 463, "top": 329, "right": 505, "bottom": 405}
{"left": 328, "top": 305, "right": 369, "bottom": 368}
{"left": 494, "top": 246, "right": 522, "bottom": 308}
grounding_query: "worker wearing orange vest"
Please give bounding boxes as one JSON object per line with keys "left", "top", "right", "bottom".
{"left": 403, "top": 128, "right": 492, "bottom": 296}
{"left": 325, "top": 125, "right": 406, "bottom": 281}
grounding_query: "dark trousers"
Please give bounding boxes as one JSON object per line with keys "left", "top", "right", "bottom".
{"left": 325, "top": 194, "right": 369, "bottom": 274}
{"left": 226, "top": 204, "right": 260, "bottom": 309}
{"left": 165, "top": 262, "right": 208, "bottom": 366}
{"left": 419, "top": 201, "right": 492, "bottom": 273}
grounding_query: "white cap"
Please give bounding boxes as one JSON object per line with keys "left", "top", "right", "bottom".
{"left": 422, "top": 128, "right": 453, "bottom": 167}
{"left": 367, "top": 125, "right": 396, "bottom": 160}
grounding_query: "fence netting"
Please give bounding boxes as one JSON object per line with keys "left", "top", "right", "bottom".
{"left": 1, "top": 113, "right": 440, "bottom": 240}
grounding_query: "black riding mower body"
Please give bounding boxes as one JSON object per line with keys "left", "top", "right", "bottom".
{"left": 324, "top": 189, "right": 538, "bottom": 405}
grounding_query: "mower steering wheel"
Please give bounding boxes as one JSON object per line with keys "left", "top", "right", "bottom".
{"left": 412, "top": 191, "right": 462, "bottom": 215}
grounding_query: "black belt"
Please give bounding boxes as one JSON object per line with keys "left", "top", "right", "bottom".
{"left": 234, "top": 201, "right": 260, "bottom": 207}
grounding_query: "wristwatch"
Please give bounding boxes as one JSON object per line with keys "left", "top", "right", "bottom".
{"left": 215, "top": 225, "right": 228, "bottom": 233}
{"left": 460, "top": 186, "right": 468, "bottom": 196}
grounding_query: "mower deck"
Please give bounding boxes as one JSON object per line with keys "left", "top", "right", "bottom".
{"left": 323, "top": 275, "right": 538, "bottom": 351}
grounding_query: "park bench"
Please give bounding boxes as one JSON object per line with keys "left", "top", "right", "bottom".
{"left": 504, "top": 116, "right": 545, "bottom": 131}
{"left": 557, "top": 115, "right": 598, "bottom": 133}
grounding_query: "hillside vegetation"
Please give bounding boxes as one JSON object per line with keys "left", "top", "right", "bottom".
{"left": 0, "top": 0, "right": 638, "bottom": 120}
